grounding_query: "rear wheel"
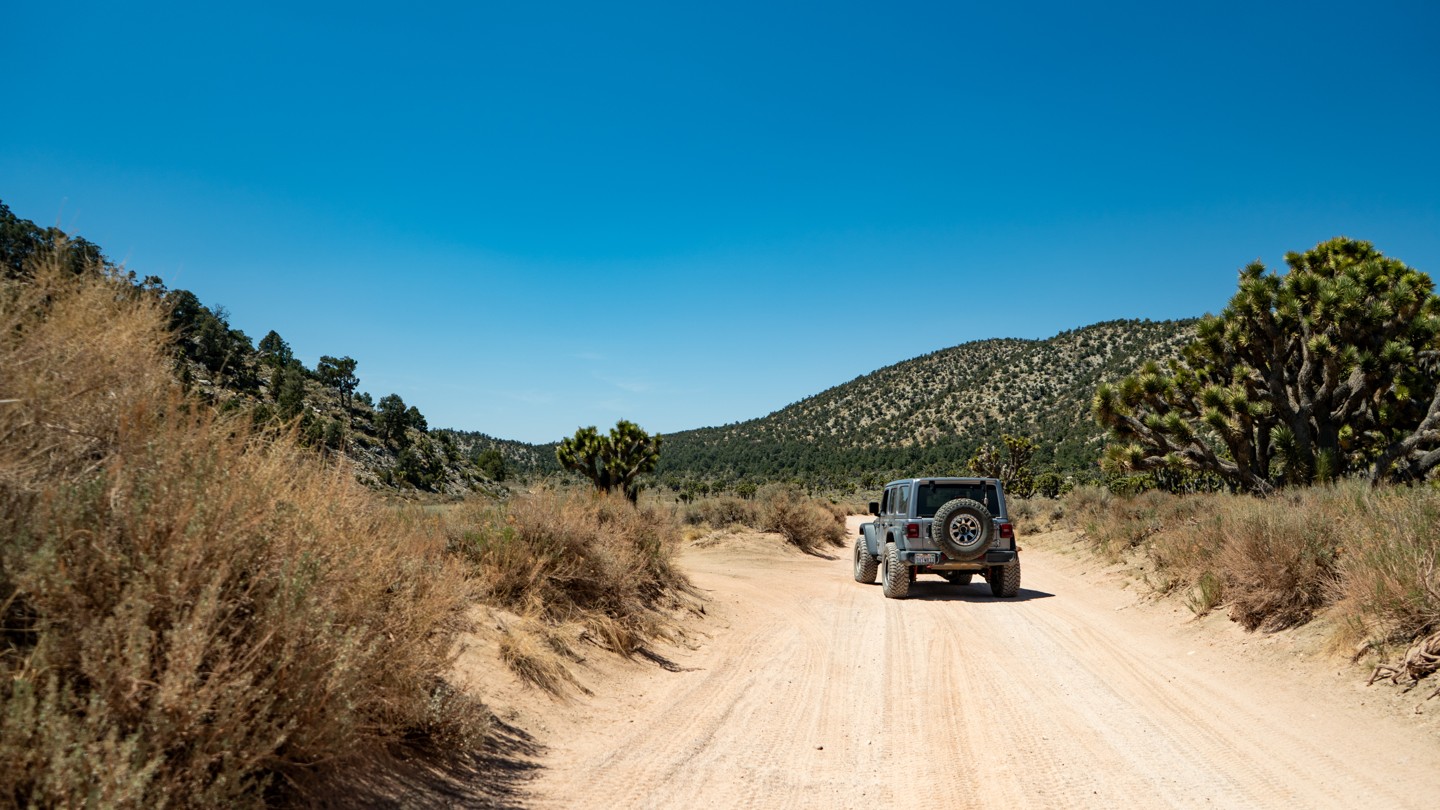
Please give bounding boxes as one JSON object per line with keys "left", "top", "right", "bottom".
{"left": 881, "top": 542, "right": 910, "bottom": 599}
{"left": 988, "top": 561, "right": 1021, "bottom": 598}
{"left": 853, "top": 536, "right": 878, "bottom": 584}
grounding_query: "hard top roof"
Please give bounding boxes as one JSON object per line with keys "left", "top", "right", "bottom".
{"left": 883, "top": 477, "right": 1002, "bottom": 487}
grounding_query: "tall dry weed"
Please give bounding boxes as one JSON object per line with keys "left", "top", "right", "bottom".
{"left": 1331, "top": 486, "right": 1440, "bottom": 644}
{"left": 1, "top": 254, "right": 483, "bottom": 807}
{"left": 1218, "top": 493, "right": 1338, "bottom": 631}
{"left": 1061, "top": 480, "right": 1440, "bottom": 648}
{"left": 757, "top": 486, "right": 847, "bottom": 554}
{"left": 445, "top": 490, "right": 693, "bottom": 654}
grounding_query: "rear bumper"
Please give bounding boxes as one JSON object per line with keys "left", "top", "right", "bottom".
{"left": 904, "top": 549, "right": 1017, "bottom": 568}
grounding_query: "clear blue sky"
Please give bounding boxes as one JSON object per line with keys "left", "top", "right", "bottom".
{"left": 5, "top": 1, "right": 1438, "bottom": 443}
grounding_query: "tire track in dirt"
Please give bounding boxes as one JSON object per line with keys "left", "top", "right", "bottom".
{"left": 522, "top": 526, "right": 1440, "bottom": 808}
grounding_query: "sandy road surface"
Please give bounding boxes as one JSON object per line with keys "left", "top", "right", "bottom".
{"left": 521, "top": 520, "right": 1440, "bottom": 808}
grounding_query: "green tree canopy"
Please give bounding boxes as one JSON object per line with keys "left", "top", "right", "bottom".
{"left": 276, "top": 365, "right": 308, "bottom": 422}
{"left": 473, "top": 448, "right": 506, "bottom": 481}
{"left": 316, "top": 355, "right": 359, "bottom": 409}
{"left": 556, "top": 420, "right": 662, "bottom": 503}
{"left": 1, "top": 200, "right": 106, "bottom": 278}
{"left": 258, "top": 330, "right": 294, "bottom": 369}
{"left": 1095, "top": 238, "right": 1440, "bottom": 490}
{"left": 376, "top": 394, "right": 410, "bottom": 445}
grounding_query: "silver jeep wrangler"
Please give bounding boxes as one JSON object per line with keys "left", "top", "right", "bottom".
{"left": 854, "top": 477, "right": 1020, "bottom": 599}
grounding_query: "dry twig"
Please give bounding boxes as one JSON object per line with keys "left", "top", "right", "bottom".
{"left": 1368, "top": 630, "right": 1440, "bottom": 696}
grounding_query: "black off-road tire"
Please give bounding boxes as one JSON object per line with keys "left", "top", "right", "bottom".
{"left": 881, "top": 542, "right": 910, "bottom": 599}
{"left": 853, "top": 536, "right": 879, "bottom": 584}
{"left": 943, "top": 572, "right": 974, "bottom": 586}
{"left": 931, "top": 498, "right": 995, "bottom": 561}
{"left": 988, "top": 561, "right": 1021, "bottom": 598}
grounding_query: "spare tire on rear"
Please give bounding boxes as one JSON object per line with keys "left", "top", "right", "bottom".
{"left": 931, "top": 498, "right": 994, "bottom": 561}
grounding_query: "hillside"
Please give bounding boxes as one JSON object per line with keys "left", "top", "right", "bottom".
{"left": 1, "top": 199, "right": 493, "bottom": 496}
{"left": 4, "top": 200, "right": 1200, "bottom": 493}
{"left": 657, "top": 319, "right": 1197, "bottom": 486}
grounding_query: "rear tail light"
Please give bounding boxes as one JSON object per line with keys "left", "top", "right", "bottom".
{"left": 906, "top": 523, "right": 920, "bottom": 539}
{"left": 999, "top": 522, "right": 1014, "bottom": 541}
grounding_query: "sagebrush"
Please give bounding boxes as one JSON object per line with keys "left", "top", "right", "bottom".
{"left": 681, "top": 487, "right": 848, "bottom": 553}
{"left": 1061, "top": 482, "right": 1440, "bottom": 645}
{"left": 0, "top": 255, "right": 484, "bottom": 807}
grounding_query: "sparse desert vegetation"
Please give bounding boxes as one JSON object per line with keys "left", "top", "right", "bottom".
{"left": 0, "top": 254, "right": 488, "bottom": 806}
{"left": 5, "top": 213, "right": 1439, "bottom": 807}
{"left": 1050, "top": 482, "right": 1440, "bottom": 657}
{"left": 681, "top": 486, "right": 849, "bottom": 554}
{"left": 657, "top": 319, "right": 1198, "bottom": 487}
{"left": 443, "top": 489, "right": 696, "bottom": 692}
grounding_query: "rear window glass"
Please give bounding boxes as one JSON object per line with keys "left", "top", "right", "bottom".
{"left": 916, "top": 483, "right": 1001, "bottom": 518}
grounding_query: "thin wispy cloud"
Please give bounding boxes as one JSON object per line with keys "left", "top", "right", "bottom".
{"left": 610, "top": 379, "right": 654, "bottom": 394}
{"left": 505, "top": 390, "right": 557, "bottom": 406}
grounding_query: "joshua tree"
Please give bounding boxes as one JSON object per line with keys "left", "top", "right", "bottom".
{"left": 967, "top": 434, "right": 1036, "bottom": 497}
{"left": 556, "top": 420, "right": 662, "bottom": 504}
{"left": 1095, "top": 237, "right": 1440, "bottom": 491}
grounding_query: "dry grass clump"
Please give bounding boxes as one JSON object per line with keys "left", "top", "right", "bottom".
{"left": 496, "top": 617, "right": 589, "bottom": 696}
{"left": 682, "top": 496, "right": 759, "bottom": 528}
{"left": 445, "top": 490, "right": 694, "bottom": 660}
{"left": 1008, "top": 496, "right": 1065, "bottom": 533}
{"left": 1060, "top": 481, "right": 1440, "bottom": 649}
{"left": 1331, "top": 487, "right": 1440, "bottom": 646}
{"left": 1, "top": 257, "right": 483, "bottom": 807}
{"left": 1218, "top": 494, "right": 1339, "bottom": 631}
{"left": 1065, "top": 487, "right": 1208, "bottom": 560}
{"left": 757, "top": 486, "right": 848, "bottom": 554}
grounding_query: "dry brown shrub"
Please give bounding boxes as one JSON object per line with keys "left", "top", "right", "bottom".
{"left": 1061, "top": 480, "right": 1440, "bottom": 645}
{"left": 1008, "top": 496, "right": 1065, "bottom": 533}
{"left": 817, "top": 498, "right": 851, "bottom": 524}
{"left": 445, "top": 489, "right": 694, "bottom": 652}
{"left": 1330, "top": 485, "right": 1440, "bottom": 645}
{"left": 1218, "top": 493, "right": 1338, "bottom": 631}
{"left": 757, "top": 487, "right": 847, "bottom": 554}
{"left": 1064, "top": 487, "right": 1205, "bottom": 560}
{"left": 0, "top": 255, "right": 483, "bottom": 807}
{"left": 497, "top": 618, "right": 589, "bottom": 696}
{"left": 682, "top": 495, "right": 759, "bottom": 528}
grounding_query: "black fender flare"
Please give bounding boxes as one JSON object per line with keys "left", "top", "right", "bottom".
{"left": 860, "top": 522, "right": 880, "bottom": 557}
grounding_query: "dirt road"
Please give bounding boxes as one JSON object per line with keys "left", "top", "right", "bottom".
{"left": 518, "top": 520, "right": 1440, "bottom": 808}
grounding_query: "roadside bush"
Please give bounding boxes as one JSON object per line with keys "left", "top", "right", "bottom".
{"left": 0, "top": 257, "right": 483, "bottom": 807}
{"left": 1218, "top": 494, "right": 1338, "bottom": 630}
{"left": 1059, "top": 479, "right": 1440, "bottom": 648}
{"left": 679, "top": 490, "right": 850, "bottom": 555}
{"left": 445, "top": 490, "right": 692, "bottom": 649}
{"left": 1064, "top": 487, "right": 1203, "bottom": 560}
{"left": 1331, "top": 487, "right": 1440, "bottom": 645}
{"left": 1008, "top": 496, "right": 1065, "bottom": 533}
{"left": 682, "top": 495, "right": 759, "bottom": 528}
{"left": 757, "top": 486, "right": 847, "bottom": 554}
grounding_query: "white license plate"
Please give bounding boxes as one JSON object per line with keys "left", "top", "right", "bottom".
{"left": 913, "top": 553, "right": 939, "bottom": 565}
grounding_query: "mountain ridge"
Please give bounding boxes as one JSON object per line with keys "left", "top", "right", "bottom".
{"left": 651, "top": 318, "right": 1198, "bottom": 486}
